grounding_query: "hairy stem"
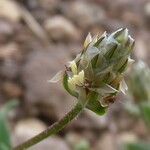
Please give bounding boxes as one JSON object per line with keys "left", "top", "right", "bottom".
{"left": 14, "top": 100, "right": 87, "bottom": 150}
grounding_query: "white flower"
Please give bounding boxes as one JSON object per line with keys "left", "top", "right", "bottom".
{"left": 68, "top": 70, "right": 85, "bottom": 91}
{"left": 69, "top": 60, "right": 78, "bottom": 75}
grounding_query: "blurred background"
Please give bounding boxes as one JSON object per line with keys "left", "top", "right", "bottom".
{"left": 0, "top": 0, "right": 150, "bottom": 150}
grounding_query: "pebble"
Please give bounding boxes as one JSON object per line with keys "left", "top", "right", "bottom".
{"left": 0, "top": 0, "right": 21, "bottom": 22}
{"left": 44, "top": 15, "right": 80, "bottom": 42}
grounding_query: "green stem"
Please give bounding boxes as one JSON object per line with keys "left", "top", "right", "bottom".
{"left": 13, "top": 100, "right": 87, "bottom": 150}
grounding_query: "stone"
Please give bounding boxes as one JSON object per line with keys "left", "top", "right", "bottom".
{"left": 94, "top": 132, "right": 115, "bottom": 150}
{"left": 85, "top": 110, "right": 108, "bottom": 129}
{"left": 122, "top": 11, "right": 143, "bottom": 27}
{"left": 44, "top": 16, "right": 80, "bottom": 42}
{"left": 66, "top": 132, "right": 90, "bottom": 150}
{"left": 72, "top": 110, "right": 108, "bottom": 130}
{"left": 13, "top": 118, "right": 70, "bottom": 150}
{"left": 39, "top": 0, "right": 61, "bottom": 13}
{"left": 0, "top": 0, "right": 21, "bottom": 22}
{"left": 31, "top": 137, "right": 70, "bottom": 150}
{"left": 144, "top": 2, "right": 150, "bottom": 17}
{"left": 144, "top": 2, "right": 150, "bottom": 26}
{"left": 116, "top": 132, "right": 137, "bottom": 150}
{"left": 134, "top": 32, "right": 149, "bottom": 62}
{"left": 61, "top": 1, "right": 105, "bottom": 29}
{"left": 0, "top": 20, "right": 14, "bottom": 43}
{"left": 0, "top": 43, "right": 21, "bottom": 79}
{"left": 133, "top": 120, "right": 148, "bottom": 138}
{"left": 0, "top": 43, "right": 21, "bottom": 60}
{"left": 2, "top": 82, "right": 23, "bottom": 98}
{"left": 21, "top": 45, "right": 79, "bottom": 118}
{"left": 12, "top": 118, "right": 47, "bottom": 146}
{"left": 118, "top": 132, "right": 137, "bottom": 144}
{"left": 0, "top": 59, "right": 20, "bottom": 79}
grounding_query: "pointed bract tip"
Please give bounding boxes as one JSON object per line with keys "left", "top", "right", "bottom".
{"left": 84, "top": 32, "right": 92, "bottom": 48}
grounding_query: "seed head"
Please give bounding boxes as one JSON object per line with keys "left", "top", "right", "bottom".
{"left": 50, "top": 28, "right": 135, "bottom": 115}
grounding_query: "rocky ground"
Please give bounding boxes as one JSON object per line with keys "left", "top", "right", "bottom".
{"left": 0, "top": 0, "right": 150, "bottom": 149}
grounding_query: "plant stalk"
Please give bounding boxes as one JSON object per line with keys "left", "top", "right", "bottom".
{"left": 14, "top": 100, "right": 87, "bottom": 150}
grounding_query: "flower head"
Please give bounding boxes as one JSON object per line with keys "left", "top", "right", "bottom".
{"left": 50, "top": 28, "right": 135, "bottom": 115}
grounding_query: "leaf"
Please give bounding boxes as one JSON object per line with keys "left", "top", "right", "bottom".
{"left": 140, "top": 102, "right": 150, "bottom": 128}
{"left": 63, "top": 73, "right": 78, "bottom": 98}
{"left": 120, "top": 79, "right": 128, "bottom": 95}
{"left": 127, "top": 57, "right": 135, "bottom": 67}
{"left": 104, "top": 42, "right": 117, "bottom": 59}
{"left": 0, "top": 100, "right": 18, "bottom": 150}
{"left": 112, "top": 28, "right": 128, "bottom": 44}
{"left": 124, "top": 142, "right": 150, "bottom": 150}
{"left": 94, "top": 34, "right": 106, "bottom": 47}
{"left": 0, "top": 143, "right": 10, "bottom": 150}
{"left": 74, "top": 53, "right": 81, "bottom": 63}
{"left": 90, "top": 84, "right": 118, "bottom": 96}
{"left": 86, "top": 92, "right": 107, "bottom": 115}
{"left": 84, "top": 61, "right": 94, "bottom": 81}
{"left": 77, "top": 87, "right": 87, "bottom": 105}
{"left": 95, "top": 53, "right": 106, "bottom": 68}
{"left": 84, "top": 33, "right": 92, "bottom": 48}
{"left": 0, "top": 113, "right": 11, "bottom": 150}
{"left": 86, "top": 46, "right": 99, "bottom": 60}
{"left": 96, "top": 65, "right": 113, "bottom": 76}
{"left": 78, "top": 55, "right": 89, "bottom": 71}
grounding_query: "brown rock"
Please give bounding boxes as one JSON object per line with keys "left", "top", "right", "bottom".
{"left": 0, "top": 20, "right": 14, "bottom": 43}
{"left": 118, "top": 132, "right": 137, "bottom": 144}
{"left": 72, "top": 110, "right": 108, "bottom": 130}
{"left": 44, "top": 15, "right": 80, "bottom": 42}
{"left": 94, "top": 132, "right": 116, "bottom": 150}
{"left": 144, "top": 2, "right": 150, "bottom": 26}
{"left": 0, "top": 43, "right": 21, "bottom": 79}
{"left": 21, "top": 45, "right": 78, "bottom": 118}
{"left": 31, "top": 137, "right": 70, "bottom": 150}
{"left": 39, "top": 0, "right": 61, "bottom": 13}
{"left": 61, "top": 1, "right": 105, "bottom": 29}
{"left": 144, "top": 2, "right": 150, "bottom": 18}
{"left": 85, "top": 110, "right": 108, "bottom": 129}
{"left": 12, "top": 118, "right": 47, "bottom": 146}
{"left": 122, "top": 11, "right": 143, "bottom": 27}
{"left": 13, "top": 118, "right": 70, "bottom": 150}
{"left": 0, "top": 59, "right": 20, "bottom": 79}
{"left": 133, "top": 120, "right": 148, "bottom": 138}
{"left": 134, "top": 31, "right": 149, "bottom": 62}
{"left": 2, "top": 82, "right": 23, "bottom": 98}
{"left": 0, "top": 43, "right": 21, "bottom": 60}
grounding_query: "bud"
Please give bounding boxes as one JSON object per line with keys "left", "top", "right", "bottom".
{"left": 50, "top": 28, "right": 135, "bottom": 115}
{"left": 112, "top": 28, "right": 128, "bottom": 43}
